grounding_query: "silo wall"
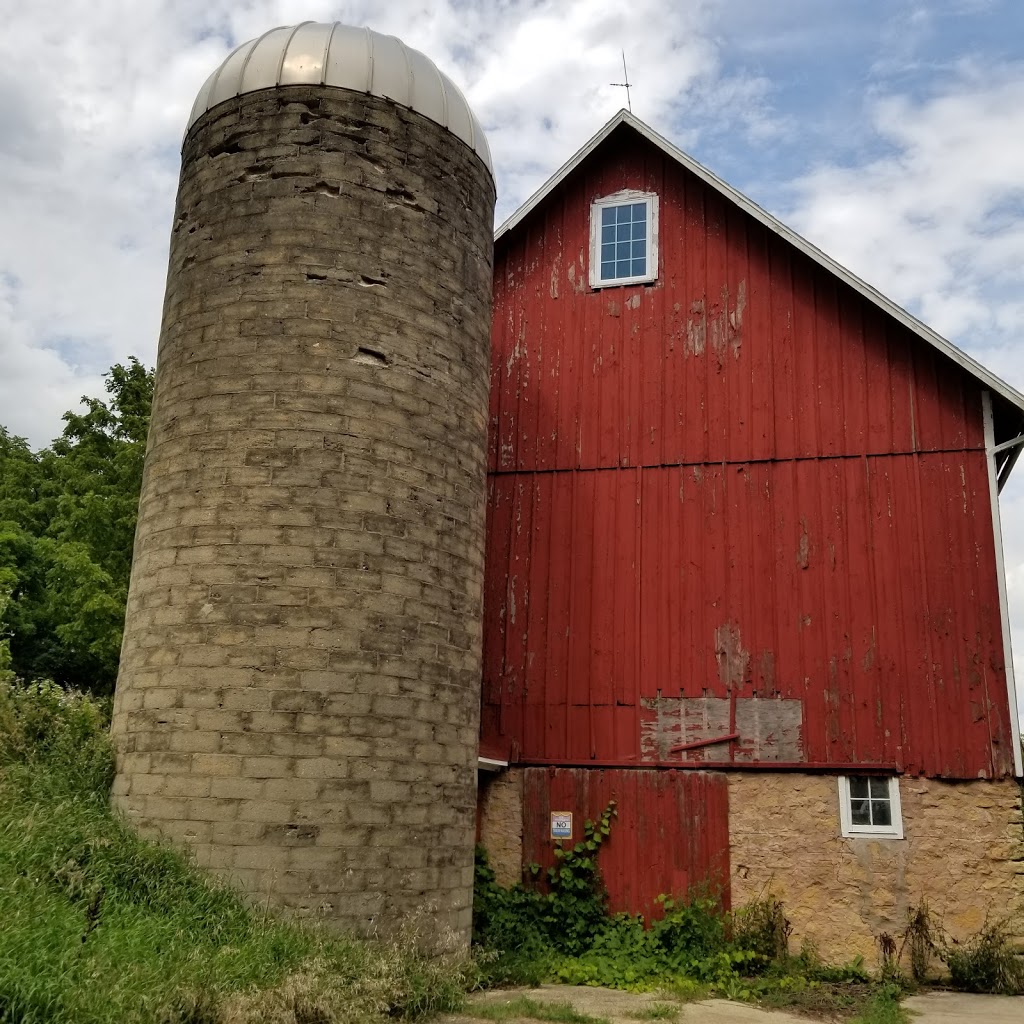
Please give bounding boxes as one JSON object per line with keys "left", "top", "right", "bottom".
{"left": 110, "top": 86, "right": 495, "bottom": 947}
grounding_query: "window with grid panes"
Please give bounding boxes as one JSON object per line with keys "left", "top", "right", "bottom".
{"left": 838, "top": 776, "right": 903, "bottom": 839}
{"left": 589, "top": 192, "right": 658, "bottom": 288}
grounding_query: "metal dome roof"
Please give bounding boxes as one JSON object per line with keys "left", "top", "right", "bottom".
{"left": 187, "top": 22, "right": 492, "bottom": 173}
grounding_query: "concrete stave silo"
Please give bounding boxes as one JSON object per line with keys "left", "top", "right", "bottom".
{"left": 110, "top": 23, "right": 495, "bottom": 947}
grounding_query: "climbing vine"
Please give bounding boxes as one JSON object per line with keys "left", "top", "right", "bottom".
{"left": 473, "top": 802, "right": 617, "bottom": 980}
{"left": 472, "top": 801, "right": 796, "bottom": 993}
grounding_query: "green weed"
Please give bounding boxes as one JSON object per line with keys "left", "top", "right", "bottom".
{"left": 902, "top": 902, "right": 935, "bottom": 983}
{"left": 474, "top": 834, "right": 788, "bottom": 996}
{"left": 470, "top": 997, "right": 607, "bottom": 1024}
{"left": 939, "top": 918, "right": 1024, "bottom": 995}
{"left": 898, "top": 900, "right": 1024, "bottom": 995}
{"left": 625, "top": 1003, "right": 679, "bottom": 1020}
{"left": 849, "top": 984, "right": 909, "bottom": 1024}
{"left": 0, "top": 678, "right": 472, "bottom": 1024}
{"left": 657, "top": 978, "right": 707, "bottom": 1003}
{"left": 473, "top": 815, "right": 914, "bottom": 1021}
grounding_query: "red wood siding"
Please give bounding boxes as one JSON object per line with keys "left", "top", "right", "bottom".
{"left": 522, "top": 768, "right": 731, "bottom": 917}
{"left": 489, "top": 131, "right": 983, "bottom": 474}
{"left": 481, "top": 125, "right": 1014, "bottom": 780}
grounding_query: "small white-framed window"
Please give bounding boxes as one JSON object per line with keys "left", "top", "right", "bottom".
{"left": 838, "top": 776, "right": 904, "bottom": 839}
{"left": 589, "top": 190, "right": 659, "bottom": 288}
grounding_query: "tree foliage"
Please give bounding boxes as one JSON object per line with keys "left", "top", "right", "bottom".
{"left": 0, "top": 358, "right": 154, "bottom": 694}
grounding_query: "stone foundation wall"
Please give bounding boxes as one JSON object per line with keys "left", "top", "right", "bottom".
{"left": 728, "top": 773, "right": 1024, "bottom": 965}
{"left": 476, "top": 767, "right": 1024, "bottom": 967}
{"left": 477, "top": 768, "right": 524, "bottom": 887}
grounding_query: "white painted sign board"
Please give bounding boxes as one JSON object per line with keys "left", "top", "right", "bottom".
{"left": 550, "top": 811, "right": 573, "bottom": 839}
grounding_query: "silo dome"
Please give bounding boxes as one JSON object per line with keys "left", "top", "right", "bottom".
{"left": 187, "top": 22, "right": 492, "bottom": 172}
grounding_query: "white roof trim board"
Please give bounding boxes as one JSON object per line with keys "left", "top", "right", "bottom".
{"left": 495, "top": 110, "right": 1024, "bottom": 421}
{"left": 187, "top": 22, "right": 492, "bottom": 174}
{"left": 477, "top": 756, "right": 509, "bottom": 771}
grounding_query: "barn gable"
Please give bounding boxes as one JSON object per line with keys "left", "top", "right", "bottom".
{"left": 494, "top": 110, "right": 1024, "bottom": 463}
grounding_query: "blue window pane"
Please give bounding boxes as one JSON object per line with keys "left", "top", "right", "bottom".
{"left": 595, "top": 199, "right": 655, "bottom": 283}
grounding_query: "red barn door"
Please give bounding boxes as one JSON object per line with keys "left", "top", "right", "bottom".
{"left": 522, "top": 768, "right": 730, "bottom": 917}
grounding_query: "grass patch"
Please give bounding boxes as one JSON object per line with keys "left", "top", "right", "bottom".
{"left": 656, "top": 980, "right": 709, "bottom": 1004}
{"left": 470, "top": 997, "right": 607, "bottom": 1024}
{"left": 0, "top": 679, "right": 472, "bottom": 1024}
{"left": 756, "top": 981, "right": 888, "bottom": 1022}
{"left": 849, "top": 985, "right": 909, "bottom": 1024}
{"left": 624, "top": 1003, "right": 679, "bottom": 1020}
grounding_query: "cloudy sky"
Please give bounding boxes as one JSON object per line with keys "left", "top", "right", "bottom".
{"left": 2, "top": 0, "right": 1024, "bottom": 715}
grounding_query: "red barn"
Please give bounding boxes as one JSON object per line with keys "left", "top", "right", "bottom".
{"left": 475, "top": 111, "right": 1024, "bottom": 963}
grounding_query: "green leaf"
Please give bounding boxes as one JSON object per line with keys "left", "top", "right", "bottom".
{"left": 0, "top": 359, "right": 154, "bottom": 694}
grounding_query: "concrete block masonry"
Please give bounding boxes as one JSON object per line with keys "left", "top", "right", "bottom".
{"left": 110, "top": 85, "right": 495, "bottom": 949}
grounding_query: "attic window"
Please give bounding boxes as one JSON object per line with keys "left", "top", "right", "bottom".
{"left": 838, "top": 776, "right": 904, "bottom": 839}
{"left": 589, "top": 191, "right": 659, "bottom": 288}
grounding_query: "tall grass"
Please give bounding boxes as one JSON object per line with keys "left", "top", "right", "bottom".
{"left": 0, "top": 680, "right": 471, "bottom": 1024}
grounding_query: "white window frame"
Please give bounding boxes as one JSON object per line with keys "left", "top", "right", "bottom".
{"left": 589, "top": 190, "right": 659, "bottom": 289}
{"left": 838, "top": 776, "right": 904, "bottom": 839}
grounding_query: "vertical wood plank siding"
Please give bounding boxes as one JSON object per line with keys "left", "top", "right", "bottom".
{"left": 522, "top": 768, "right": 731, "bottom": 916}
{"left": 482, "top": 126, "right": 1014, "bottom": 780}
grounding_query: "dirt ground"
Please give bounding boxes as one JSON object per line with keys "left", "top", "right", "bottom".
{"left": 452, "top": 983, "right": 1024, "bottom": 1023}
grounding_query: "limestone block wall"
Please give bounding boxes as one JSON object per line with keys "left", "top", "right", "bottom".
{"left": 477, "top": 769, "right": 524, "bottom": 887}
{"left": 476, "top": 767, "right": 1024, "bottom": 966}
{"left": 110, "top": 86, "right": 495, "bottom": 947}
{"left": 728, "top": 773, "right": 1024, "bottom": 965}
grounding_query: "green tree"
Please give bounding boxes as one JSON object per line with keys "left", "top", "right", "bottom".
{"left": 0, "top": 358, "right": 154, "bottom": 694}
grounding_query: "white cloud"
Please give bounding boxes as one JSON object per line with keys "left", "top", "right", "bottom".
{"left": 787, "top": 62, "right": 1024, "bottom": 355}
{"left": 0, "top": 0, "right": 766, "bottom": 447}
{"left": 0, "top": 275, "right": 105, "bottom": 443}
